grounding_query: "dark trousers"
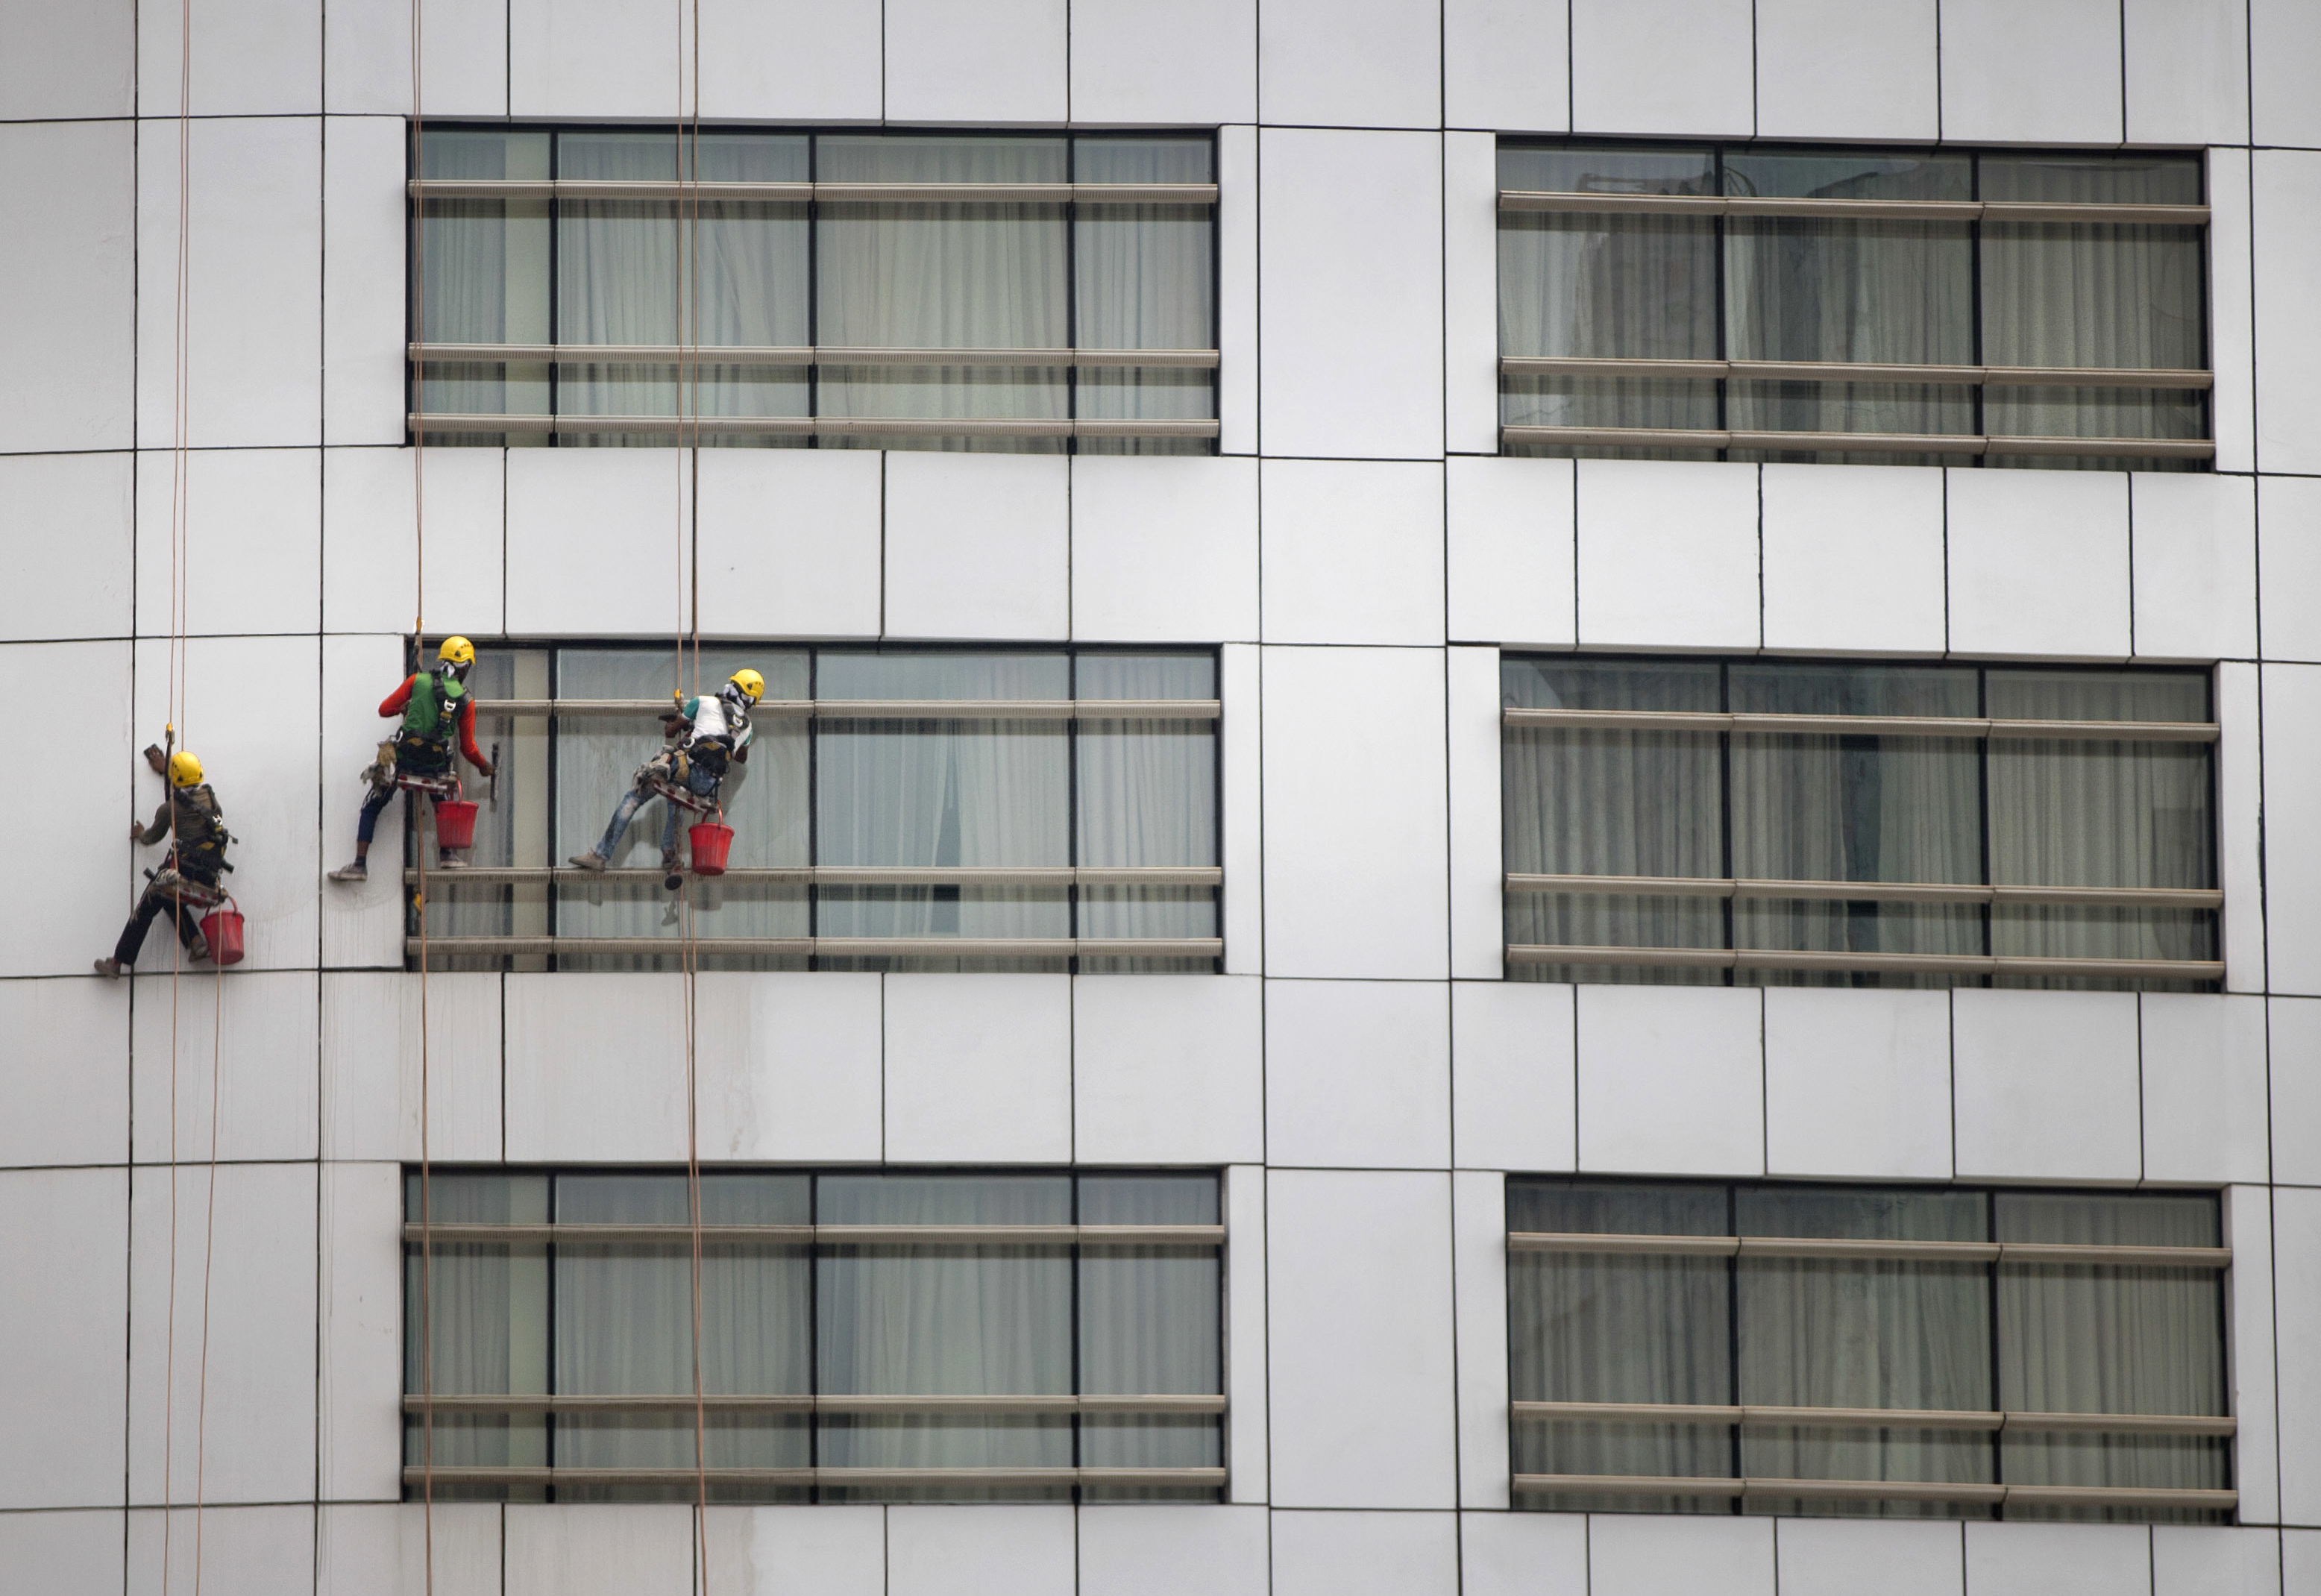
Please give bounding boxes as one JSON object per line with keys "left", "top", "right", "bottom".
{"left": 113, "top": 885, "right": 209, "bottom": 966}
{"left": 357, "top": 742, "right": 453, "bottom": 844}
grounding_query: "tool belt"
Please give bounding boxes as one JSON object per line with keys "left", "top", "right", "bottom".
{"left": 150, "top": 860, "right": 225, "bottom": 904}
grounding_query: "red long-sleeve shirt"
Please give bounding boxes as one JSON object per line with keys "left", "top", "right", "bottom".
{"left": 380, "top": 676, "right": 489, "bottom": 770}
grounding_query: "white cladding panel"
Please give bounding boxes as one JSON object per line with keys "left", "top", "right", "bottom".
{"left": 1260, "top": 645, "right": 1449, "bottom": 980}
{"left": 0, "top": 121, "right": 134, "bottom": 454}
{"left": 1265, "top": 1171, "right": 1457, "bottom": 1509}
{"left": 0, "top": 1169, "right": 128, "bottom": 1510}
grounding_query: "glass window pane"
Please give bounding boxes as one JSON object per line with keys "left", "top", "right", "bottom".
{"left": 1735, "top": 1187, "right": 1991, "bottom": 1516}
{"left": 815, "top": 1173, "right": 1075, "bottom": 1495}
{"left": 1995, "top": 1193, "right": 2227, "bottom": 1518}
{"left": 423, "top": 647, "right": 552, "bottom": 957}
{"left": 418, "top": 131, "right": 550, "bottom": 426}
{"left": 1507, "top": 1181, "right": 1733, "bottom": 1510}
{"left": 552, "top": 648, "right": 810, "bottom": 967}
{"left": 1501, "top": 662, "right": 1724, "bottom": 982}
{"left": 1722, "top": 153, "right": 1973, "bottom": 463}
{"left": 815, "top": 136, "right": 1069, "bottom": 450}
{"left": 1727, "top": 665, "right": 1984, "bottom": 981}
{"left": 1985, "top": 670, "right": 2214, "bottom": 979}
{"left": 1498, "top": 146, "right": 1720, "bottom": 455}
{"left": 1073, "top": 136, "right": 1216, "bottom": 456}
{"left": 404, "top": 1172, "right": 549, "bottom": 1483}
{"left": 814, "top": 653, "right": 1071, "bottom": 963}
{"left": 1979, "top": 155, "right": 2206, "bottom": 469}
{"left": 1077, "top": 1174, "right": 1222, "bottom": 1477}
{"left": 1074, "top": 653, "right": 1217, "bottom": 955}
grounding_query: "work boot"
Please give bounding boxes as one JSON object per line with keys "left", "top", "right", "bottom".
{"left": 327, "top": 860, "right": 368, "bottom": 883}
{"left": 568, "top": 851, "right": 607, "bottom": 873}
{"left": 436, "top": 852, "right": 468, "bottom": 870}
{"left": 662, "top": 847, "right": 683, "bottom": 892}
{"left": 94, "top": 957, "right": 124, "bottom": 978}
{"left": 186, "top": 932, "right": 211, "bottom": 963}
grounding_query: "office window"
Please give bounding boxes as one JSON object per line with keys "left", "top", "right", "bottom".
{"left": 1507, "top": 1179, "right": 2232, "bottom": 1521}
{"left": 412, "top": 128, "right": 1216, "bottom": 453}
{"left": 1497, "top": 143, "right": 2208, "bottom": 469}
{"left": 403, "top": 1168, "right": 1225, "bottom": 1504}
{"left": 1500, "top": 657, "right": 2217, "bottom": 989}
{"left": 415, "top": 644, "right": 1220, "bottom": 973}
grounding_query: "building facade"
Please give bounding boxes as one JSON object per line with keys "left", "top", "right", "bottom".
{"left": 4, "top": 1, "right": 2320, "bottom": 1592}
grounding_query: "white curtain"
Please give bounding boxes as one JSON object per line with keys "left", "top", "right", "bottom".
{"left": 1072, "top": 138, "right": 1215, "bottom": 456}
{"left": 1979, "top": 155, "right": 2206, "bottom": 468}
{"left": 1500, "top": 659, "right": 1726, "bottom": 983}
{"left": 404, "top": 1173, "right": 549, "bottom": 1485}
{"left": 1985, "top": 670, "right": 2214, "bottom": 982}
{"left": 547, "top": 1174, "right": 811, "bottom": 1495}
{"left": 1721, "top": 152, "right": 1974, "bottom": 464}
{"left": 816, "top": 1174, "right": 1075, "bottom": 1501}
{"left": 552, "top": 647, "right": 811, "bottom": 968}
{"left": 1074, "top": 653, "right": 1217, "bottom": 968}
{"left": 1997, "top": 1193, "right": 2228, "bottom": 1519}
{"left": 1727, "top": 665, "right": 1983, "bottom": 981}
{"left": 1507, "top": 1182, "right": 1735, "bottom": 1511}
{"left": 555, "top": 132, "right": 811, "bottom": 439}
{"left": 1507, "top": 1181, "right": 2228, "bottom": 1524}
{"left": 1497, "top": 145, "right": 1719, "bottom": 456}
{"left": 1736, "top": 1187, "right": 1993, "bottom": 1515}
{"left": 814, "top": 653, "right": 1072, "bottom": 967}
{"left": 1075, "top": 1175, "right": 1223, "bottom": 1495}
{"left": 418, "top": 131, "right": 551, "bottom": 434}
{"left": 1502, "top": 658, "right": 2216, "bottom": 992}
{"left": 409, "top": 1170, "right": 1221, "bottom": 1504}
{"left": 815, "top": 136, "right": 1069, "bottom": 451}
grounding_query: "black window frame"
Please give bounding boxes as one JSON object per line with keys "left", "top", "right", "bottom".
{"left": 404, "top": 123, "right": 1222, "bottom": 455}
{"left": 405, "top": 637, "right": 1227, "bottom": 975}
{"left": 1492, "top": 137, "right": 2212, "bottom": 471}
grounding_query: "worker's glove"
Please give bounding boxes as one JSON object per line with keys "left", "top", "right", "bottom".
{"left": 128, "top": 820, "right": 146, "bottom": 841}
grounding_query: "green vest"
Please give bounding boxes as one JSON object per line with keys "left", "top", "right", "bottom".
{"left": 402, "top": 670, "right": 468, "bottom": 741}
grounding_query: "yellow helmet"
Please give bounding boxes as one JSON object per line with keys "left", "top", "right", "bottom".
{"left": 437, "top": 636, "right": 477, "bottom": 667}
{"left": 726, "top": 668, "right": 765, "bottom": 704}
{"left": 167, "top": 750, "right": 204, "bottom": 788}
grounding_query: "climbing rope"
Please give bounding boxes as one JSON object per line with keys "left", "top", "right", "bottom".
{"left": 409, "top": 1, "right": 439, "bottom": 1592}
{"left": 676, "top": 2, "right": 713, "bottom": 1583}
{"left": 158, "top": 0, "right": 198, "bottom": 1585}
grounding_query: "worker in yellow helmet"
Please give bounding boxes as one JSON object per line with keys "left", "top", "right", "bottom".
{"left": 97, "top": 745, "right": 233, "bottom": 976}
{"left": 570, "top": 668, "right": 763, "bottom": 888}
{"left": 328, "top": 637, "right": 496, "bottom": 884}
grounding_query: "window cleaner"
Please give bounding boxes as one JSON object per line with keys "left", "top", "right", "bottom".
{"left": 569, "top": 668, "right": 763, "bottom": 890}
{"left": 328, "top": 637, "right": 497, "bottom": 884}
{"left": 96, "top": 744, "right": 234, "bottom": 976}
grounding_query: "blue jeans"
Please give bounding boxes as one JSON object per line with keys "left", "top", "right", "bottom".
{"left": 594, "top": 763, "right": 719, "bottom": 858}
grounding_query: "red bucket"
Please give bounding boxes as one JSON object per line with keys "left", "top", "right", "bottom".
{"left": 198, "top": 908, "right": 246, "bottom": 967}
{"left": 688, "top": 822, "right": 735, "bottom": 876}
{"left": 434, "top": 799, "right": 479, "bottom": 850}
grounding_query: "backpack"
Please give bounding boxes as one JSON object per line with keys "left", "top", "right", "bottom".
{"left": 175, "top": 785, "right": 230, "bottom": 862}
